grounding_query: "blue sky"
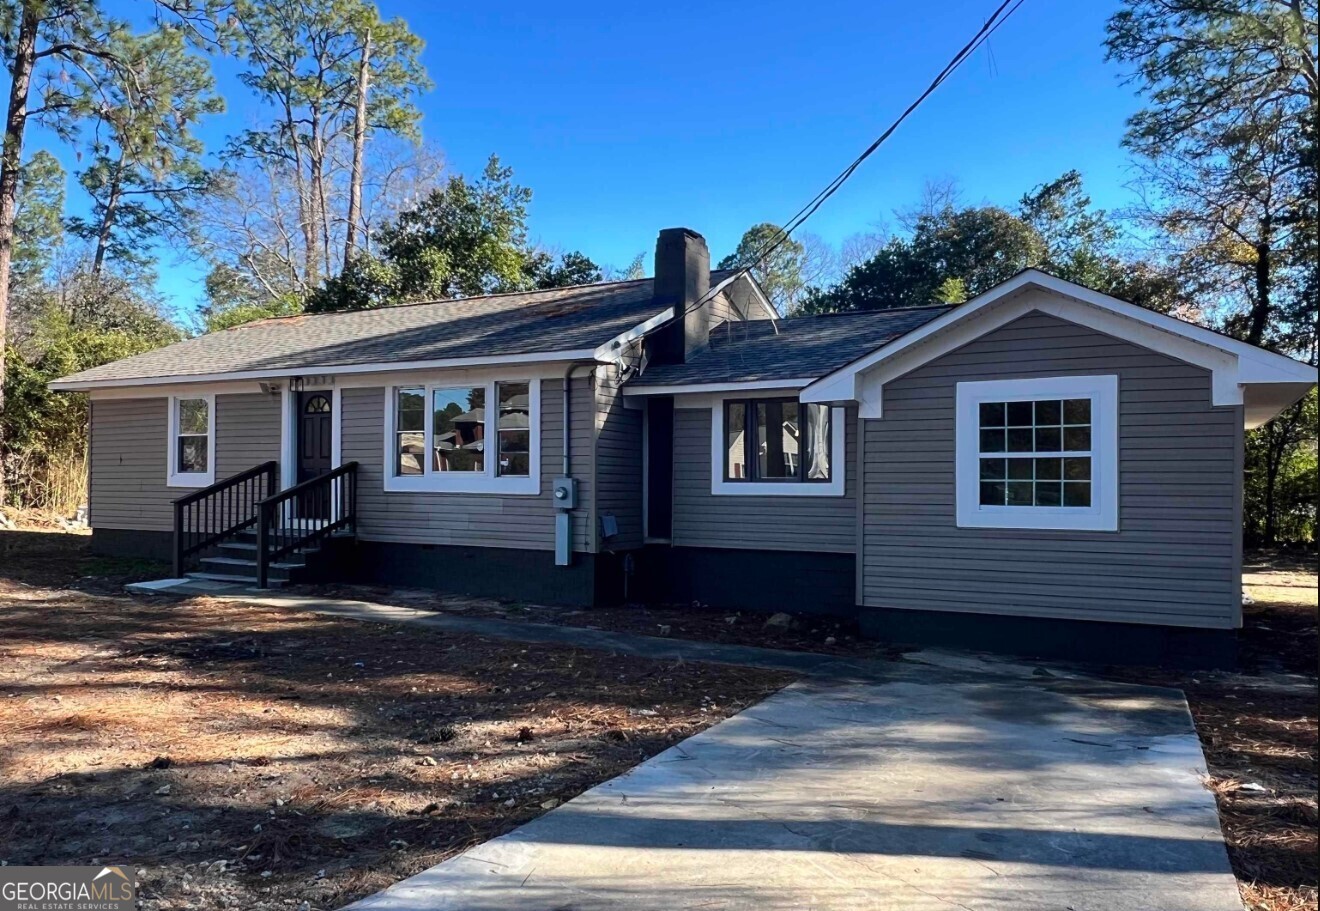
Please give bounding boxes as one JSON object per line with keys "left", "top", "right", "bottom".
{"left": 40, "top": 0, "right": 1145, "bottom": 315}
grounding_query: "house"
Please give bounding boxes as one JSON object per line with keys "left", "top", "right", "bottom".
{"left": 51, "top": 228, "right": 1317, "bottom": 665}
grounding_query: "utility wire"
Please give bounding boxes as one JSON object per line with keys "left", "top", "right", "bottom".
{"left": 680, "top": 0, "right": 1027, "bottom": 323}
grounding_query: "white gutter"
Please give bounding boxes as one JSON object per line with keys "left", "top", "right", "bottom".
{"left": 622, "top": 377, "right": 815, "bottom": 396}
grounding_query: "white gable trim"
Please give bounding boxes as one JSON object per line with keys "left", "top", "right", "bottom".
{"left": 593, "top": 307, "right": 673, "bottom": 362}
{"left": 801, "top": 270, "right": 1317, "bottom": 425}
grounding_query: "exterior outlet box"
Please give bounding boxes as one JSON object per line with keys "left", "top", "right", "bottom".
{"left": 552, "top": 477, "right": 577, "bottom": 510}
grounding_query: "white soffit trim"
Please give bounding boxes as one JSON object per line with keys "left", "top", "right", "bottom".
{"left": 800, "top": 270, "right": 1317, "bottom": 420}
{"left": 49, "top": 348, "right": 604, "bottom": 392}
{"left": 622, "top": 378, "right": 813, "bottom": 397}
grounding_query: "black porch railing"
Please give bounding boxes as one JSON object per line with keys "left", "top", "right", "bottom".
{"left": 172, "top": 461, "right": 279, "bottom": 577}
{"left": 256, "top": 462, "right": 359, "bottom": 588}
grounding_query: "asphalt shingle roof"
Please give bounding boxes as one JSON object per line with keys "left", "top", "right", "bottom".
{"left": 628, "top": 305, "right": 953, "bottom": 388}
{"left": 54, "top": 274, "right": 732, "bottom": 386}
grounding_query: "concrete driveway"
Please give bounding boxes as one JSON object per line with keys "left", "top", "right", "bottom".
{"left": 347, "top": 657, "right": 1241, "bottom": 911}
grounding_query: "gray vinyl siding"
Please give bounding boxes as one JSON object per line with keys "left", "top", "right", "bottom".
{"left": 89, "top": 398, "right": 174, "bottom": 531}
{"left": 592, "top": 365, "right": 644, "bottom": 550}
{"left": 341, "top": 379, "right": 593, "bottom": 552}
{"left": 88, "top": 392, "right": 281, "bottom": 532}
{"left": 860, "top": 310, "right": 1242, "bottom": 630}
{"left": 216, "top": 393, "right": 281, "bottom": 476}
{"left": 671, "top": 404, "right": 858, "bottom": 554}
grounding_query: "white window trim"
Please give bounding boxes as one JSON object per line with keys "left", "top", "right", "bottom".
{"left": 955, "top": 375, "right": 1118, "bottom": 531}
{"left": 383, "top": 379, "right": 541, "bottom": 496}
{"left": 166, "top": 393, "right": 216, "bottom": 488}
{"left": 710, "top": 401, "right": 846, "bottom": 497}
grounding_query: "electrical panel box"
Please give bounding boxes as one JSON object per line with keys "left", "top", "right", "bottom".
{"left": 552, "top": 477, "right": 577, "bottom": 510}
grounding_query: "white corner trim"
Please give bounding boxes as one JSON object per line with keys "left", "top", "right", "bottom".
{"left": 801, "top": 270, "right": 1317, "bottom": 417}
{"left": 280, "top": 387, "right": 296, "bottom": 490}
{"left": 166, "top": 393, "right": 216, "bottom": 488}
{"left": 381, "top": 379, "right": 542, "bottom": 496}
{"left": 709, "top": 402, "right": 846, "bottom": 497}
{"left": 954, "top": 375, "right": 1118, "bottom": 531}
{"left": 593, "top": 308, "right": 673, "bottom": 362}
{"left": 331, "top": 386, "right": 342, "bottom": 470}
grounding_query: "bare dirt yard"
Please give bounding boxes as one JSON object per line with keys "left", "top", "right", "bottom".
{"left": 0, "top": 530, "right": 793, "bottom": 911}
{"left": 320, "top": 553, "right": 1320, "bottom": 911}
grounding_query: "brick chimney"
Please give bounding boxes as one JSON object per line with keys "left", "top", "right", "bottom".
{"left": 649, "top": 227, "right": 711, "bottom": 364}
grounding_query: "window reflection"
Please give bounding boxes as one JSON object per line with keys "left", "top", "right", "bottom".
{"left": 432, "top": 387, "right": 485, "bottom": 472}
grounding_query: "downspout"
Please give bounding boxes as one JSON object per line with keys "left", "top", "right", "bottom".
{"left": 555, "top": 361, "right": 595, "bottom": 566}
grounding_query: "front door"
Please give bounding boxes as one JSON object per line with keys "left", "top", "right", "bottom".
{"left": 297, "top": 391, "right": 333, "bottom": 519}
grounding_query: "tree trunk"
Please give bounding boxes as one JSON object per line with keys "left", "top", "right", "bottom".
{"left": 308, "top": 107, "right": 329, "bottom": 281}
{"left": 344, "top": 29, "right": 372, "bottom": 263}
{"left": 1247, "top": 217, "right": 1272, "bottom": 346}
{"left": 1263, "top": 434, "right": 1280, "bottom": 545}
{"left": 91, "top": 152, "right": 127, "bottom": 277}
{"left": 0, "top": 3, "right": 40, "bottom": 507}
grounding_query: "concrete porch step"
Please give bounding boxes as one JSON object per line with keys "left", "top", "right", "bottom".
{"left": 185, "top": 571, "right": 287, "bottom": 588}
{"left": 216, "top": 540, "right": 322, "bottom": 556}
{"left": 200, "top": 555, "right": 306, "bottom": 571}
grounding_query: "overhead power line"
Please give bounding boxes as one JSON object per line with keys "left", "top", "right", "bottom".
{"left": 681, "top": 0, "right": 1028, "bottom": 322}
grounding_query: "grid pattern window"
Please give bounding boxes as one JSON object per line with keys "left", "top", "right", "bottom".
{"left": 976, "top": 398, "right": 1092, "bottom": 508}
{"left": 724, "top": 397, "right": 831, "bottom": 483}
{"left": 176, "top": 398, "right": 210, "bottom": 474}
{"left": 954, "top": 375, "right": 1118, "bottom": 531}
{"left": 386, "top": 380, "right": 539, "bottom": 494}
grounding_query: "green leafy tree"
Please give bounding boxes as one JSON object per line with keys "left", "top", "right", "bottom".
{"left": 1019, "top": 170, "right": 1191, "bottom": 314}
{"left": 306, "top": 155, "right": 540, "bottom": 312}
{"left": 3, "top": 279, "right": 181, "bottom": 510}
{"left": 524, "top": 250, "right": 604, "bottom": 289}
{"left": 718, "top": 223, "right": 807, "bottom": 315}
{"left": 1106, "top": 0, "right": 1316, "bottom": 347}
{"left": 804, "top": 174, "right": 1189, "bottom": 315}
{"left": 804, "top": 205, "right": 1041, "bottom": 312}
{"left": 0, "top": 0, "right": 135, "bottom": 504}
{"left": 1108, "top": 0, "right": 1318, "bottom": 543}
{"left": 66, "top": 24, "right": 222, "bottom": 276}
{"left": 11, "top": 149, "right": 63, "bottom": 294}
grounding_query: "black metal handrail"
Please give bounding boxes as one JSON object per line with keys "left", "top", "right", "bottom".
{"left": 173, "top": 461, "right": 279, "bottom": 577}
{"left": 255, "top": 462, "right": 359, "bottom": 588}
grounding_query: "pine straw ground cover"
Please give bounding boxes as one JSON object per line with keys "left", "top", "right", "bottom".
{"left": 0, "top": 533, "right": 793, "bottom": 911}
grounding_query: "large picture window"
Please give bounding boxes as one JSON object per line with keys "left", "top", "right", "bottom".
{"left": 167, "top": 394, "right": 215, "bottom": 487}
{"left": 386, "top": 379, "right": 539, "bottom": 494}
{"left": 712, "top": 398, "right": 845, "bottom": 497}
{"left": 955, "top": 375, "right": 1117, "bottom": 530}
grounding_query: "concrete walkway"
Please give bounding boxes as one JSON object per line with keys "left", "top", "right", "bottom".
{"left": 340, "top": 670, "right": 1239, "bottom": 910}
{"left": 137, "top": 585, "right": 1242, "bottom": 910}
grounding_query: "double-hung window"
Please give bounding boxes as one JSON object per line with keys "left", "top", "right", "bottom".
{"left": 167, "top": 394, "right": 215, "bottom": 487}
{"left": 712, "top": 397, "right": 845, "bottom": 496}
{"left": 955, "top": 375, "right": 1118, "bottom": 530}
{"left": 386, "top": 380, "right": 538, "bottom": 494}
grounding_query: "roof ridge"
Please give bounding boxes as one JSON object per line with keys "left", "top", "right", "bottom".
{"left": 779, "top": 303, "right": 955, "bottom": 321}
